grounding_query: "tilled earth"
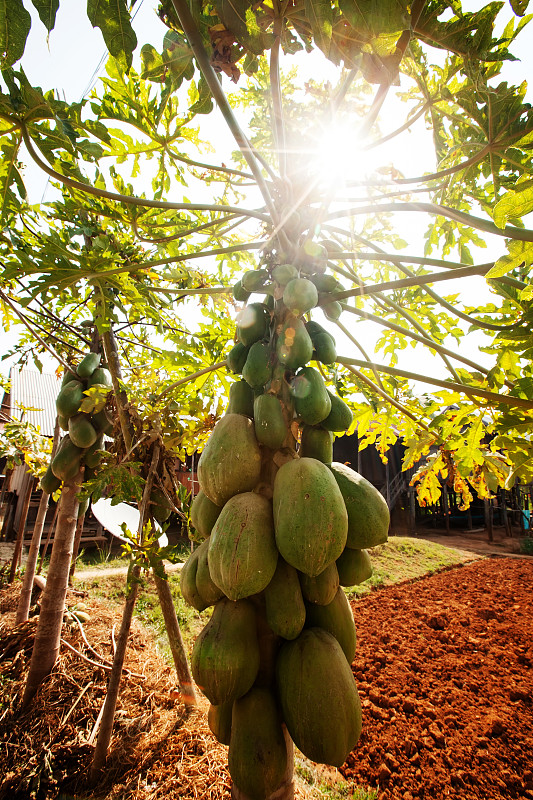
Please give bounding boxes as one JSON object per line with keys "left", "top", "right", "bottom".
{"left": 342, "top": 557, "right": 533, "bottom": 799}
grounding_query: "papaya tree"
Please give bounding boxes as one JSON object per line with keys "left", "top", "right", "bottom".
{"left": 1, "top": 0, "right": 533, "bottom": 798}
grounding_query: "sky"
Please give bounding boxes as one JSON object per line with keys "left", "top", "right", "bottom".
{"left": 1, "top": 0, "right": 532, "bottom": 393}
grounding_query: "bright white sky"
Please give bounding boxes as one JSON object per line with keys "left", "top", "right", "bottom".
{"left": 2, "top": 0, "right": 532, "bottom": 394}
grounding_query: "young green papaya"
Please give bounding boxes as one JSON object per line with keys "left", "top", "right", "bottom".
{"left": 276, "top": 316, "right": 313, "bottom": 371}
{"left": 291, "top": 366, "right": 331, "bottom": 425}
{"left": 227, "top": 342, "right": 249, "bottom": 374}
{"left": 242, "top": 342, "right": 272, "bottom": 389}
{"left": 254, "top": 394, "right": 287, "bottom": 450}
{"left": 77, "top": 352, "right": 101, "bottom": 379}
{"left": 226, "top": 380, "right": 254, "bottom": 418}
{"left": 56, "top": 381, "right": 84, "bottom": 419}
{"left": 236, "top": 303, "right": 270, "bottom": 347}
{"left": 69, "top": 413, "right": 98, "bottom": 449}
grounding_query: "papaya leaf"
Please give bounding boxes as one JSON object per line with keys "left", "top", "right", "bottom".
{"left": 493, "top": 184, "right": 533, "bottom": 229}
{"left": 29, "top": 0, "right": 59, "bottom": 33}
{"left": 305, "top": 0, "right": 333, "bottom": 57}
{"left": 213, "top": 0, "right": 265, "bottom": 56}
{"left": 510, "top": 0, "right": 530, "bottom": 15}
{"left": 487, "top": 240, "right": 533, "bottom": 278}
{"left": 87, "top": 0, "right": 137, "bottom": 70}
{"left": 0, "top": 0, "right": 31, "bottom": 68}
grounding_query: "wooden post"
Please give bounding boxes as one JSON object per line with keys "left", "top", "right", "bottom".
{"left": 442, "top": 486, "right": 450, "bottom": 534}
{"left": 9, "top": 476, "right": 36, "bottom": 583}
{"left": 153, "top": 569, "right": 196, "bottom": 709}
{"left": 0, "top": 466, "right": 13, "bottom": 539}
{"left": 484, "top": 499, "right": 493, "bottom": 542}
{"left": 69, "top": 511, "right": 86, "bottom": 582}
{"left": 408, "top": 488, "right": 416, "bottom": 536}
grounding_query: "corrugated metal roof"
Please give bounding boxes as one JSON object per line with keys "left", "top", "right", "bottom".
{"left": 7, "top": 367, "right": 62, "bottom": 437}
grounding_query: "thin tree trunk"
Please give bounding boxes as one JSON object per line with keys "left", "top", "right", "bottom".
{"left": 153, "top": 568, "right": 196, "bottom": 709}
{"left": 90, "top": 443, "right": 160, "bottom": 780}
{"left": 38, "top": 502, "right": 59, "bottom": 574}
{"left": 17, "top": 419, "right": 61, "bottom": 623}
{"left": 0, "top": 467, "right": 13, "bottom": 540}
{"left": 16, "top": 491, "right": 50, "bottom": 623}
{"left": 69, "top": 511, "right": 86, "bottom": 582}
{"left": 9, "top": 476, "right": 36, "bottom": 583}
{"left": 22, "top": 467, "right": 83, "bottom": 708}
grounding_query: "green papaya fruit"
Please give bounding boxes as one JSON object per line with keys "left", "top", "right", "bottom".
{"left": 51, "top": 435, "right": 84, "bottom": 482}
{"left": 191, "top": 597, "right": 260, "bottom": 705}
{"left": 84, "top": 434, "right": 104, "bottom": 469}
{"left": 77, "top": 352, "right": 101, "bottom": 379}
{"left": 56, "top": 382, "right": 84, "bottom": 419}
{"left": 330, "top": 462, "right": 389, "bottom": 548}
{"left": 197, "top": 414, "right": 262, "bottom": 507}
{"left": 276, "top": 316, "right": 313, "bottom": 371}
{"left": 242, "top": 342, "right": 272, "bottom": 389}
{"left": 227, "top": 342, "right": 250, "bottom": 374}
{"left": 40, "top": 464, "right": 61, "bottom": 494}
{"left": 208, "top": 701, "right": 233, "bottom": 746}
{"left": 190, "top": 489, "right": 222, "bottom": 541}
{"left": 313, "top": 332, "right": 337, "bottom": 364}
{"left": 61, "top": 369, "right": 82, "bottom": 388}
{"left": 322, "top": 392, "right": 353, "bottom": 432}
{"left": 283, "top": 278, "right": 318, "bottom": 315}
{"left": 69, "top": 413, "right": 98, "bottom": 449}
{"left": 305, "top": 588, "right": 357, "bottom": 664}
{"left": 150, "top": 488, "right": 172, "bottom": 523}
{"left": 254, "top": 394, "right": 287, "bottom": 450}
{"left": 58, "top": 415, "right": 69, "bottom": 431}
{"left": 272, "top": 263, "right": 299, "bottom": 285}
{"left": 275, "top": 628, "right": 362, "bottom": 767}
{"left": 233, "top": 279, "right": 251, "bottom": 303}
{"left": 87, "top": 367, "right": 112, "bottom": 388}
{"left": 291, "top": 366, "right": 331, "bottom": 425}
{"left": 77, "top": 496, "right": 90, "bottom": 518}
{"left": 336, "top": 547, "right": 373, "bottom": 586}
{"left": 305, "top": 320, "right": 333, "bottom": 340}
{"left": 229, "top": 688, "right": 287, "bottom": 800}
{"left": 242, "top": 268, "right": 269, "bottom": 292}
{"left": 309, "top": 274, "right": 342, "bottom": 293}
{"left": 322, "top": 300, "right": 342, "bottom": 320}
{"left": 180, "top": 546, "right": 209, "bottom": 612}
{"left": 208, "top": 492, "right": 278, "bottom": 601}
{"left": 273, "top": 457, "right": 348, "bottom": 577}
{"left": 299, "top": 426, "right": 333, "bottom": 464}
{"left": 236, "top": 303, "right": 270, "bottom": 347}
{"left": 196, "top": 537, "right": 225, "bottom": 607}
{"left": 92, "top": 408, "right": 114, "bottom": 436}
{"left": 299, "top": 561, "right": 339, "bottom": 605}
{"left": 264, "top": 558, "right": 306, "bottom": 640}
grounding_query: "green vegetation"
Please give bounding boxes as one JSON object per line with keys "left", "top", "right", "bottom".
{"left": 347, "top": 536, "right": 477, "bottom": 597}
{"left": 295, "top": 759, "right": 378, "bottom": 800}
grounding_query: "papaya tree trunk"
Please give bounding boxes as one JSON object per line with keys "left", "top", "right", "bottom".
{"left": 90, "top": 443, "right": 160, "bottom": 780}
{"left": 37, "top": 502, "right": 59, "bottom": 574}
{"left": 16, "top": 490, "right": 50, "bottom": 623}
{"left": 153, "top": 567, "right": 196, "bottom": 709}
{"left": 9, "top": 476, "right": 36, "bottom": 583}
{"left": 22, "top": 467, "right": 83, "bottom": 708}
{"left": 17, "top": 419, "right": 61, "bottom": 623}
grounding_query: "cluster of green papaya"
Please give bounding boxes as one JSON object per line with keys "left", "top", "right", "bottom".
{"left": 40, "top": 353, "right": 113, "bottom": 508}
{"left": 178, "top": 253, "right": 389, "bottom": 798}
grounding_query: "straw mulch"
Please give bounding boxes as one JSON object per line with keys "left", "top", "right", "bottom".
{"left": 0, "top": 581, "right": 231, "bottom": 800}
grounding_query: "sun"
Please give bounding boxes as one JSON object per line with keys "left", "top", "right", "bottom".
{"left": 312, "top": 121, "right": 384, "bottom": 190}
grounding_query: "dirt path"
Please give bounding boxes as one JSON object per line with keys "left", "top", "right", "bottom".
{"left": 343, "top": 557, "right": 533, "bottom": 799}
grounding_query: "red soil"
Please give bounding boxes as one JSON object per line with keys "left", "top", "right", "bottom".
{"left": 342, "top": 557, "right": 533, "bottom": 800}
